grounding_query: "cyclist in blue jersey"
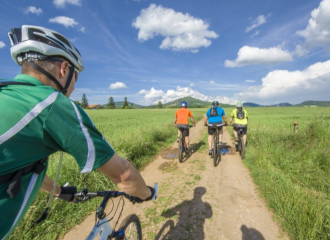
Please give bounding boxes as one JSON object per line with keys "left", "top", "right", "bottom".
{"left": 204, "top": 101, "right": 227, "bottom": 156}
{"left": 0, "top": 25, "right": 154, "bottom": 239}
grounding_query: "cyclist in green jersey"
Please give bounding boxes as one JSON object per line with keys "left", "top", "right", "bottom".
{"left": 0, "top": 25, "right": 154, "bottom": 239}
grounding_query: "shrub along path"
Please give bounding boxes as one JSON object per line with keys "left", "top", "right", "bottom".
{"left": 62, "top": 119, "right": 288, "bottom": 240}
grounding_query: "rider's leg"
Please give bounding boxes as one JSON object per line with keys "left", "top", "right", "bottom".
{"left": 233, "top": 130, "right": 238, "bottom": 141}
{"left": 219, "top": 127, "right": 223, "bottom": 143}
{"left": 185, "top": 136, "right": 189, "bottom": 148}
{"left": 208, "top": 135, "right": 213, "bottom": 150}
{"left": 243, "top": 134, "right": 247, "bottom": 147}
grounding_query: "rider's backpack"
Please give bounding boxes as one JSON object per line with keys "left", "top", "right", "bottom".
{"left": 236, "top": 107, "right": 245, "bottom": 119}
{"left": 210, "top": 107, "right": 218, "bottom": 117}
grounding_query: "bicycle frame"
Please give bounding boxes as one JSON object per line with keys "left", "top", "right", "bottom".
{"left": 86, "top": 217, "right": 113, "bottom": 240}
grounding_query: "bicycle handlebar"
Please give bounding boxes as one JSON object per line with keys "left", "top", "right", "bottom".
{"left": 74, "top": 182, "right": 158, "bottom": 204}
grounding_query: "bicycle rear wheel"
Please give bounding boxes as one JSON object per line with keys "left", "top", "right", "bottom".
{"left": 118, "top": 214, "right": 142, "bottom": 240}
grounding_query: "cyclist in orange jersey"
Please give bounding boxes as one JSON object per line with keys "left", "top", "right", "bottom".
{"left": 174, "top": 101, "right": 196, "bottom": 152}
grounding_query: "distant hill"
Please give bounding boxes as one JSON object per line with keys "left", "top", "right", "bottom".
{"left": 160, "top": 96, "right": 234, "bottom": 108}
{"left": 102, "top": 101, "right": 144, "bottom": 109}
{"left": 296, "top": 101, "right": 330, "bottom": 107}
{"left": 244, "top": 101, "right": 330, "bottom": 107}
{"left": 269, "top": 102, "right": 292, "bottom": 107}
{"left": 243, "top": 102, "right": 261, "bottom": 107}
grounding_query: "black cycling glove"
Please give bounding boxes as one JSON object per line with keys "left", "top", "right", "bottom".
{"left": 132, "top": 186, "right": 155, "bottom": 204}
{"left": 58, "top": 186, "right": 77, "bottom": 202}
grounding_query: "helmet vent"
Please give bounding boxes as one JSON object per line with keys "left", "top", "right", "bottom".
{"left": 53, "top": 33, "right": 71, "bottom": 47}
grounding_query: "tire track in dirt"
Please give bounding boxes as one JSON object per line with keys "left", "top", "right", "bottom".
{"left": 62, "top": 119, "right": 288, "bottom": 240}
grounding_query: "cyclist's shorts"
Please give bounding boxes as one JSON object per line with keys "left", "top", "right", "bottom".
{"left": 233, "top": 124, "right": 247, "bottom": 134}
{"left": 208, "top": 122, "right": 223, "bottom": 135}
{"left": 177, "top": 124, "right": 189, "bottom": 137}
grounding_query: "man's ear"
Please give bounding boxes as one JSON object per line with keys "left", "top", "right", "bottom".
{"left": 59, "top": 61, "right": 70, "bottom": 78}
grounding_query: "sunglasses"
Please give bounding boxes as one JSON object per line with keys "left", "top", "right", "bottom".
{"left": 49, "top": 57, "right": 79, "bottom": 82}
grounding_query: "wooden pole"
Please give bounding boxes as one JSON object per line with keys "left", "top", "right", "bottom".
{"left": 293, "top": 121, "right": 299, "bottom": 133}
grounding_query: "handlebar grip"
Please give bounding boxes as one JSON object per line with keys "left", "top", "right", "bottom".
{"left": 153, "top": 183, "right": 158, "bottom": 200}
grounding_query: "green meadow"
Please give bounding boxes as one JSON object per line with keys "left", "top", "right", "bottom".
{"left": 10, "top": 108, "right": 205, "bottom": 240}
{"left": 228, "top": 107, "right": 330, "bottom": 240}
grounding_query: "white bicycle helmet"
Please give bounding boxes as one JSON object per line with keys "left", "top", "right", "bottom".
{"left": 8, "top": 25, "right": 84, "bottom": 73}
{"left": 236, "top": 101, "right": 243, "bottom": 107}
{"left": 8, "top": 25, "right": 84, "bottom": 94}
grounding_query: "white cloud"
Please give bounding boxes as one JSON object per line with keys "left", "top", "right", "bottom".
{"left": 250, "top": 30, "right": 260, "bottom": 38}
{"left": 80, "top": 27, "right": 85, "bottom": 33}
{"left": 53, "top": 0, "right": 81, "bottom": 8}
{"left": 190, "top": 83, "right": 195, "bottom": 87}
{"left": 245, "top": 80, "right": 256, "bottom": 83}
{"left": 0, "top": 41, "right": 6, "bottom": 48}
{"left": 138, "top": 86, "right": 237, "bottom": 105}
{"left": 236, "top": 60, "right": 330, "bottom": 104}
{"left": 109, "top": 82, "right": 128, "bottom": 89}
{"left": 132, "top": 4, "right": 218, "bottom": 52}
{"left": 210, "top": 80, "right": 215, "bottom": 84}
{"left": 224, "top": 45, "right": 293, "bottom": 67}
{"left": 49, "top": 16, "right": 78, "bottom": 28}
{"left": 246, "top": 15, "right": 268, "bottom": 32}
{"left": 296, "top": 0, "right": 330, "bottom": 50}
{"left": 294, "top": 44, "right": 309, "bottom": 57}
{"left": 24, "top": 6, "right": 43, "bottom": 15}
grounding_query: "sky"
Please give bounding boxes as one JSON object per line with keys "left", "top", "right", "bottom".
{"left": 0, "top": 0, "right": 330, "bottom": 106}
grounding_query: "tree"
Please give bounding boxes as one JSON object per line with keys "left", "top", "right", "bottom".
{"left": 130, "top": 103, "right": 133, "bottom": 109}
{"left": 81, "top": 93, "right": 88, "bottom": 109}
{"left": 158, "top": 101, "right": 163, "bottom": 109}
{"left": 122, "top": 97, "right": 128, "bottom": 109}
{"left": 107, "top": 97, "right": 115, "bottom": 109}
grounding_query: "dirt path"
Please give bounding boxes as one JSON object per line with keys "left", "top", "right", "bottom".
{"left": 62, "top": 119, "right": 288, "bottom": 240}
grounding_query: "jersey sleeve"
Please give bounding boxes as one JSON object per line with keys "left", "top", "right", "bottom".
{"left": 43, "top": 96, "right": 115, "bottom": 173}
{"left": 206, "top": 109, "right": 210, "bottom": 117}
{"left": 245, "top": 110, "right": 248, "bottom": 118}
{"left": 231, "top": 109, "right": 235, "bottom": 117}
{"left": 220, "top": 108, "right": 225, "bottom": 116}
{"left": 188, "top": 110, "right": 193, "bottom": 117}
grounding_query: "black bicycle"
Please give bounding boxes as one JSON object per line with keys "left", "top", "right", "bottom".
{"left": 207, "top": 123, "right": 224, "bottom": 167}
{"left": 236, "top": 127, "right": 245, "bottom": 159}
{"left": 73, "top": 183, "right": 158, "bottom": 240}
{"left": 176, "top": 125, "right": 193, "bottom": 163}
{"left": 230, "top": 125, "right": 245, "bottom": 159}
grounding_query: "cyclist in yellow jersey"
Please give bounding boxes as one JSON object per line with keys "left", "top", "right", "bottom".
{"left": 229, "top": 102, "right": 249, "bottom": 148}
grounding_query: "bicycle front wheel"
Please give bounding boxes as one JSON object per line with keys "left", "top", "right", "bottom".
{"left": 118, "top": 214, "right": 142, "bottom": 240}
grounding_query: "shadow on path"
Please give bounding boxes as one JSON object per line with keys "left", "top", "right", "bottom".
{"left": 154, "top": 187, "right": 212, "bottom": 240}
{"left": 241, "top": 225, "right": 265, "bottom": 240}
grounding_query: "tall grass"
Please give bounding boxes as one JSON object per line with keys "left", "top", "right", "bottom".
{"left": 235, "top": 107, "right": 330, "bottom": 240}
{"left": 10, "top": 108, "right": 206, "bottom": 240}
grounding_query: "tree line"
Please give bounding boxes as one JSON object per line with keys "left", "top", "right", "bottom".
{"left": 74, "top": 94, "right": 143, "bottom": 109}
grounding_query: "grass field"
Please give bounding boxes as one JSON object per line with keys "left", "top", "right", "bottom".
{"left": 227, "top": 107, "right": 330, "bottom": 240}
{"left": 10, "top": 108, "right": 206, "bottom": 240}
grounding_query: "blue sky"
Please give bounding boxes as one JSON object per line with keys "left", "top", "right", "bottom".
{"left": 0, "top": 0, "right": 330, "bottom": 105}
